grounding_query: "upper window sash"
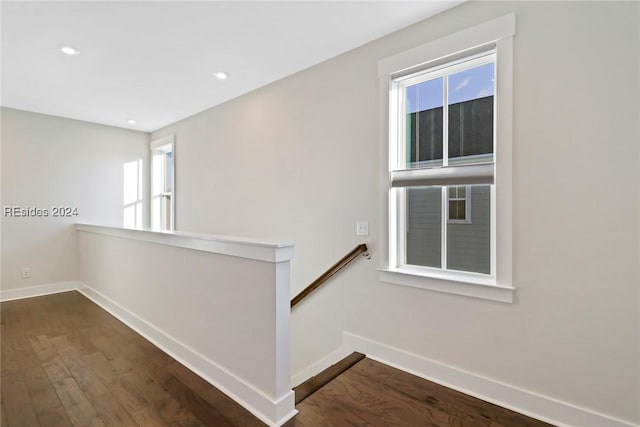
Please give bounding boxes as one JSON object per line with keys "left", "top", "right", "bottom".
{"left": 390, "top": 52, "right": 496, "bottom": 187}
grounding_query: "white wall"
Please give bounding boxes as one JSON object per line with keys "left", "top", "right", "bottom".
{"left": 1, "top": 108, "right": 148, "bottom": 291}
{"left": 76, "top": 225, "right": 295, "bottom": 426}
{"left": 151, "top": 1, "right": 639, "bottom": 424}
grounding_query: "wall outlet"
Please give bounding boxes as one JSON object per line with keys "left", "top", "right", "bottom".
{"left": 356, "top": 221, "right": 369, "bottom": 236}
{"left": 22, "top": 267, "right": 31, "bottom": 278}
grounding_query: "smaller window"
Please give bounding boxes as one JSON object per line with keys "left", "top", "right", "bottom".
{"left": 123, "top": 159, "right": 143, "bottom": 229}
{"left": 150, "top": 135, "right": 175, "bottom": 231}
{"left": 448, "top": 185, "right": 471, "bottom": 223}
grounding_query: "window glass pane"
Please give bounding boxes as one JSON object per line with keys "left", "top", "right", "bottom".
{"left": 449, "top": 200, "right": 466, "bottom": 220}
{"left": 448, "top": 62, "right": 494, "bottom": 165}
{"left": 406, "top": 187, "right": 441, "bottom": 268}
{"left": 124, "top": 205, "right": 136, "bottom": 228}
{"left": 135, "top": 204, "right": 142, "bottom": 229}
{"left": 448, "top": 186, "right": 465, "bottom": 200}
{"left": 123, "top": 161, "right": 139, "bottom": 205}
{"left": 447, "top": 185, "right": 491, "bottom": 274}
{"left": 162, "top": 194, "right": 171, "bottom": 229}
{"left": 151, "top": 197, "right": 160, "bottom": 230}
{"left": 405, "top": 77, "right": 443, "bottom": 168}
{"left": 152, "top": 153, "right": 163, "bottom": 196}
{"left": 165, "top": 151, "right": 173, "bottom": 192}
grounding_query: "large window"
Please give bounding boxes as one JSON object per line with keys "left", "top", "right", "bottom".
{"left": 378, "top": 14, "right": 515, "bottom": 302}
{"left": 393, "top": 51, "right": 495, "bottom": 277}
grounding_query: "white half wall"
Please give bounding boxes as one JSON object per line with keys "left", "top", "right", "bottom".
{"left": 76, "top": 224, "right": 296, "bottom": 426}
{"left": 0, "top": 108, "right": 149, "bottom": 291}
{"left": 151, "top": 1, "right": 639, "bottom": 424}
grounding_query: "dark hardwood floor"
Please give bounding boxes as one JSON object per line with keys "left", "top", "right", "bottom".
{"left": 0, "top": 291, "right": 265, "bottom": 427}
{"left": 287, "top": 358, "right": 555, "bottom": 427}
{"left": 2, "top": 291, "right": 554, "bottom": 427}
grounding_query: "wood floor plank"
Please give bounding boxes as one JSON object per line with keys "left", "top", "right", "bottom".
{"left": 2, "top": 291, "right": 552, "bottom": 427}
{"left": 130, "top": 368, "right": 204, "bottom": 427}
{"left": 34, "top": 405, "right": 74, "bottom": 427}
{"left": 289, "top": 357, "right": 555, "bottom": 427}
{"left": 116, "top": 370, "right": 181, "bottom": 426}
{"left": 104, "top": 381, "right": 149, "bottom": 418}
{"left": 297, "top": 371, "right": 458, "bottom": 427}
{"left": 163, "top": 375, "right": 239, "bottom": 426}
{"left": 200, "top": 386, "right": 268, "bottom": 427}
{"left": 352, "top": 359, "right": 552, "bottom": 427}
{"left": 54, "top": 340, "right": 138, "bottom": 426}
{"left": 43, "top": 357, "right": 104, "bottom": 427}
{"left": 90, "top": 393, "right": 139, "bottom": 427}
{"left": 24, "top": 365, "right": 64, "bottom": 414}
{"left": 166, "top": 361, "right": 212, "bottom": 394}
{"left": 339, "top": 361, "right": 482, "bottom": 425}
{"left": 1, "top": 375, "right": 41, "bottom": 427}
{"left": 1, "top": 402, "right": 7, "bottom": 427}
{"left": 29, "top": 335, "right": 59, "bottom": 363}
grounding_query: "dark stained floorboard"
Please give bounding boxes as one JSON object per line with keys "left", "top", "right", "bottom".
{"left": 0, "top": 291, "right": 266, "bottom": 427}
{"left": 287, "top": 358, "right": 555, "bottom": 427}
{"left": 3, "top": 291, "right": 556, "bottom": 427}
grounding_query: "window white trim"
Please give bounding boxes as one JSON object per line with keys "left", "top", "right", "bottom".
{"left": 379, "top": 268, "right": 514, "bottom": 303}
{"left": 150, "top": 134, "right": 174, "bottom": 150}
{"left": 378, "top": 14, "right": 515, "bottom": 78}
{"left": 378, "top": 14, "right": 514, "bottom": 303}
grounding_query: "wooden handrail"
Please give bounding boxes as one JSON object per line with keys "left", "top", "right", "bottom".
{"left": 291, "top": 244, "right": 368, "bottom": 309}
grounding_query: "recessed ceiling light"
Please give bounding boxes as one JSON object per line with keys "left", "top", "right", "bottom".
{"left": 213, "top": 71, "right": 228, "bottom": 80}
{"left": 127, "top": 119, "right": 136, "bottom": 125}
{"left": 60, "top": 45, "right": 79, "bottom": 56}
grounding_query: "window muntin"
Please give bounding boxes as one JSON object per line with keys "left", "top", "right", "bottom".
{"left": 391, "top": 50, "right": 496, "bottom": 278}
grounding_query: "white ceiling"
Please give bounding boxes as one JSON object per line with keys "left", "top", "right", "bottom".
{"left": 1, "top": 1, "right": 462, "bottom": 132}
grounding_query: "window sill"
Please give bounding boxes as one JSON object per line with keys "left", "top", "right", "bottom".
{"left": 378, "top": 267, "right": 514, "bottom": 303}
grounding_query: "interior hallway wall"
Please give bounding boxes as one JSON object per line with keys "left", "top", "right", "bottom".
{"left": 151, "top": 1, "right": 639, "bottom": 423}
{"left": 1, "top": 108, "right": 149, "bottom": 291}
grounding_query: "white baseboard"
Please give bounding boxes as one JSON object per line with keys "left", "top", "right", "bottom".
{"left": 0, "top": 281, "right": 80, "bottom": 302}
{"left": 343, "top": 332, "right": 638, "bottom": 427}
{"left": 77, "top": 283, "right": 296, "bottom": 427}
{"left": 291, "top": 346, "right": 352, "bottom": 387}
